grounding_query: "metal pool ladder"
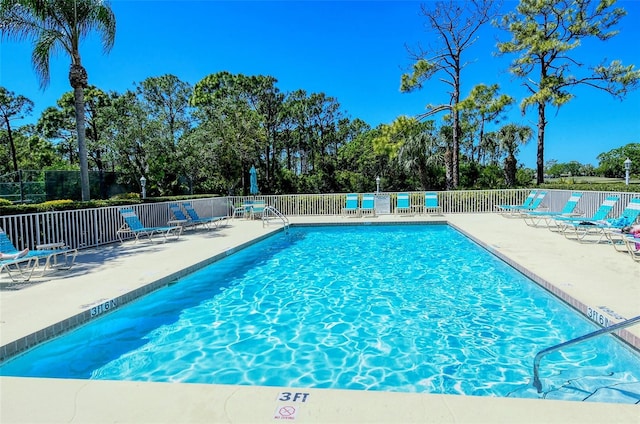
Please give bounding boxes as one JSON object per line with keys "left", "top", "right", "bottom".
{"left": 262, "top": 206, "right": 289, "bottom": 230}
{"left": 533, "top": 314, "right": 640, "bottom": 393}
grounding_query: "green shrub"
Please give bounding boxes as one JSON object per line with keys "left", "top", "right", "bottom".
{"left": 0, "top": 194, "right": 219, "bottom": 216}
{"left": 110, "top": 192, "right": 141, "bottom": 200}
{"left": 35, "top": 200, "right": 74, "bottom": 212}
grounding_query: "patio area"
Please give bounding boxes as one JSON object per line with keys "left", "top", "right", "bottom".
{"left": 0, "top": 213, "right": 639, "bottom": 423}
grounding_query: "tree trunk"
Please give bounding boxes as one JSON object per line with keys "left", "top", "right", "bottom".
{"left": 444, "top": 147, "right": 453, "bottom": 190}
{"left": 536, "top": 102, "right": 546, "bottom": 185}
{"left": 504, "top": 155, "right": 516, "bottom": 187}
{"left": 3, "top": 117, "right": 18, "bottom": 175}
{"left": 452, "top": 113, "right": 460, "bottom": 189}
{"left": 452, "top": 64, "right": 461, "bottom": 189}
{"left": 70, "top": 63, "right": 90, "bottom": 201}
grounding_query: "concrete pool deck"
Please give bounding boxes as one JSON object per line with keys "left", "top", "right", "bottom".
{"left": 0, "top": 213, "right": 639, "bottom": 423}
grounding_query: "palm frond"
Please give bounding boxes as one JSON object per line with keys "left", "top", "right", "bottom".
{"left": 31, "top": 31, "right": 57, "bottom": 87}
{"left": 2, "top": 0, "right": 116, "bottom": 88}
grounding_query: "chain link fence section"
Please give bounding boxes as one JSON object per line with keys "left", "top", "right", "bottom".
{"left": 0, "top": 170, "right": 45, "bottom": 203}
{"left": 0, "top": 170, "right": 138, "bottom": 203}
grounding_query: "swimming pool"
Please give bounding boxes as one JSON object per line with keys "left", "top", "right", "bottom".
{"left": 1, "top": 224, "right": 639, "bottom": 403}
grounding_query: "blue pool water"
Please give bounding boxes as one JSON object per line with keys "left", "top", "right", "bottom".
{"left": 1, "top": 224, "right": 639, "bottom": 403}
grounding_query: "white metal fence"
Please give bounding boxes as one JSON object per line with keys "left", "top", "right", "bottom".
{"left": 1, "top": 189, "right": 638, "bottom": 251}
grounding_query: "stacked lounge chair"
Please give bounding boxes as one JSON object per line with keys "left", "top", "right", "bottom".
{"left": 496, "top": 190, "right": 547, "bottom": 217}
{"left": 182, "top": 202, "right": 229, "bottom": 228}
{"left": 117, "top": 208, "right": 182, "bottom": 243}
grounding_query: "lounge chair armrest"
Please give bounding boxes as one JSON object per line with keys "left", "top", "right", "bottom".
{"left": 36, "top": 242, "right": 67, "bottom": 250}
{"left": 116, "top": 223, "right": 131, "bottom": 233}
{"left": 168, "top": 219, "right": 189, "bottom": 227}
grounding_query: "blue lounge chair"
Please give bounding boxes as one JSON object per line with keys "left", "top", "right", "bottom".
{"left": 1, "top": 228, "right": 77, "bottom": 281}
{"left": 117, "top": 208, "right": 182, "bottom": 243}
{"left": 498, "top": 191, "right": 547, "bottom": 217}
{"left": 423, "top": 192, "right": 442, "bottom": 215}
{"left": 182, "top": 202, "right": 229, "bottom": 228}
{"left": 360, "top": 193, "right": 376, "bottom": 216}
{"left": 396, "top": 193, "right": 412, "bottom": 215}
{"left": 495, "top": 190, "right": 538, "bottom": 215}
{"left": 557, "top": 196, "right": 638, "bottom": 243}
{"left": 342, "top": 193, "right": 360, "bottom": 217}
{"left": 169, "top": 203, "right": 200, "bottom": 230}
{"left": 577, "top": 198, "right": 640, "bottom": 243}
{"left": 554, "top": 195, "right": 619, "bottom": 226}
{"left": 522, "top": 192, "right": 583, "bottom": 228}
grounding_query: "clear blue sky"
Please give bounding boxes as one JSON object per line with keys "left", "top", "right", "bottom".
{"left": 1, "top": 0, "right": 639, "bottom": 169}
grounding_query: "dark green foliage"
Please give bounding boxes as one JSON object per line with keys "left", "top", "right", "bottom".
{"left": 0, "top": 193, "right": 221, "bottom": 215}
{"left": 539, "top": 182, "right": 640, "bottom": 193}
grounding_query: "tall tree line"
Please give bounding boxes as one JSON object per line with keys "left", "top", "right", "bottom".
{"left": 2, "top": 0, "right": 638, "bottom": 197}
{"left": 0, "top": 73, "right": 544, "bottom": 196}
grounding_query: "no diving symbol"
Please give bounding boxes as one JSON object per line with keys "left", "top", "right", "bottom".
{"left": 274, "top": 405, "right": 297, "bottom": 420}
{"left": 279, "top": 406, "right": 295, "bottom": 416}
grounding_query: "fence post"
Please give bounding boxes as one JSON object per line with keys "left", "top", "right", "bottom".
{"left": 19, "top": 170, "right": 24, "bottom": 204}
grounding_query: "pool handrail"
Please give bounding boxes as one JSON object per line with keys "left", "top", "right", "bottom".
{"left": 532, "top": 314, "right": 640, "bottom": 393}
{"left": 262, "top": 206, "right": 289, "bottom": 229}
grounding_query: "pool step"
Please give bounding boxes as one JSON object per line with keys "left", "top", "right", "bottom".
{"left": 509, "top": 374, "right": 640, "bottom": 403}
{"left": 544, "top": 374, "right": 640, "bottom": 403}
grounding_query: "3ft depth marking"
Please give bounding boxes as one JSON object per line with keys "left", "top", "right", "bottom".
{"left": 277, "top": 392, "right": 310, "bottom": 402}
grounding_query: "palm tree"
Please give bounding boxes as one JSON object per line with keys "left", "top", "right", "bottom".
{"left": 1, "top": 0, "right": 116, "bottom": 200}
{"left": 397, "top": 131, "right": 444, "bottom": 190}
{"left": 496, "top": 123, "right": 532, "bottom": 187}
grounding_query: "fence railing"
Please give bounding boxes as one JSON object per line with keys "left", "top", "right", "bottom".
{"left": 1, "top": 189, "right": 638, "bottom": 251}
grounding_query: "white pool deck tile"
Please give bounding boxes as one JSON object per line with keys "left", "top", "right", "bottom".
{"left": 1, "top": 213, "right": 639, "bottom": 423}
